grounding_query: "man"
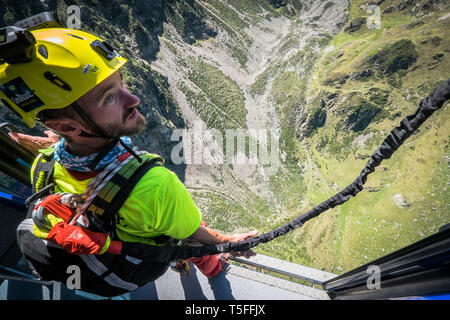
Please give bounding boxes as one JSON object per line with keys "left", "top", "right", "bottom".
{"left": 1, "top": 26, "right": 256, "bottom": 296}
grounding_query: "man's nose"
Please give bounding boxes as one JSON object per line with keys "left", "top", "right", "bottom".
{"left": 121, "top": 87, "right": 140, "bottom": 108}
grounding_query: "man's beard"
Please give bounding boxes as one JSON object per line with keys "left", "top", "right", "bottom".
{"left": 101, "top": 112, "right": 147, "bottom": 138}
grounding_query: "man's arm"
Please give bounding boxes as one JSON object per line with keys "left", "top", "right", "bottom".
{"left": 187, "top": 225, "right": 258, "bottom": 259}
{"left": 9, "top": 130, "right": 59, "bottom": 154}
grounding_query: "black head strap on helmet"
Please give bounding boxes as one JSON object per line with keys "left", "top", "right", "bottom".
{"left": 70, "top": 101, "right": 109, "bottom": 139}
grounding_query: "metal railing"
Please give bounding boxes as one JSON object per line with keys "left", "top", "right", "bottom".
{"left": 228, "top": 256, "right": 325, "bottom": 287}
{"left": 0, "top": 265, "right": 61, "bottom": 300}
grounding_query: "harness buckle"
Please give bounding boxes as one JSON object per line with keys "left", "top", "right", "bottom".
{"left": 170, "top": 259, "right": 190, "bottom": 276}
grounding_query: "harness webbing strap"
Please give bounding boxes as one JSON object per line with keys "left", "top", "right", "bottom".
{"left": 31, "top": 153, "right": 54, "bottom": 194}
{"left": 88, "top": 138, "right": 119, "bottom": 171}
{"left": 27, "top": 153, "right": 55, "bottom": 208}
{"left": 25, "top": 183, "right": 55, "bottom": 208}
{"left": 85, "top": 155, "right": 164, "bottom": 235}
{"left": 105, "top": 157, "right": 164, "bottom": 235}
{"left": 121, "top": 79, "right": 450, "bottom": 262}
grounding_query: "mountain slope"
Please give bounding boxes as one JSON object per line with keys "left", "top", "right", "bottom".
{"left": 289, "top": 0, "right": 450, "bottom": 272}
{"left": 0, "top": 0, "right": 448, "bottom": 275}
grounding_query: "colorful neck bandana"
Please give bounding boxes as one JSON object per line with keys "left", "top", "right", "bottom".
{"left": 53, "top": 136, "right": 133, "bottom": 172}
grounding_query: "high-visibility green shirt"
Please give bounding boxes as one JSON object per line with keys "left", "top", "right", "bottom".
{"left": 115, "top": 164, "right": 202, "bottom": 244}
{"left": 31, "top": 151, "right": 202, "bottom": 246}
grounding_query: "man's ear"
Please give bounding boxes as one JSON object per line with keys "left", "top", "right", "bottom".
{"left": 44, "top": 118, "right": 84, "bottom": 138}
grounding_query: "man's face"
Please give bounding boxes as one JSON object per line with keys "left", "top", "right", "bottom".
{"left": 77, "top": 70, "right": 146, "bottom": 138}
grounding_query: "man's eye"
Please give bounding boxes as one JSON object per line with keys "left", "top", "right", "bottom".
{"left": 104, "top": 95, "right": 113, "bottom": 104}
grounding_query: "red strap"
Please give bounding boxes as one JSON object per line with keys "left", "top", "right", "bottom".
{"left": 35, "top": 194, "right": 74, "bottom": 223}
{"left": 107, "top": 241, "right": 123, "bottom": 254}
{"left": 66, "top": 168, "right": 101, "bottom": 180}
{"left": 189, "top": 255, "right": 222, "bottom": 278}
{"left": 117, "top": 152, "right": 131, "bottom": 163}
{"left": 47, "top": 222, "right": 110, "bottom": 255}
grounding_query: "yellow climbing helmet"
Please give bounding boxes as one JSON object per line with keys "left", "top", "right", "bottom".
{"left": 0, "top": 27, "right": 127, "bottom": 128}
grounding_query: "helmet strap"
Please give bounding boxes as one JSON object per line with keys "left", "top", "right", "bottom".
{"left": 118, "top": 138, "right": 143, "bottom": 164}
{"left": 71, "top": 101, "right": 143, "bottom": 167}
{"left": 71, "top": 101, "right": 111, "bottom": 139}
{"left": 87, "top": 137, "right": 120, "bottom": 171}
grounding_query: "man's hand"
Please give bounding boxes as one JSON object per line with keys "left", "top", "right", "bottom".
{"left": 224, "top": 230, "right": 258, "bottom": 259}
{"left": 187, "top": 225, "right": 258, "bottom": 259}
{"left": 8, "top": 130, "right": 60, "bottom": 154}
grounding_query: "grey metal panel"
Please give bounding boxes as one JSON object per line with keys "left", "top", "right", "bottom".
{"left": 155, "top": 267, "right": 197, "bottom": 300}
{"left": 324, "top": 228, "right": 450, "bottom": 300}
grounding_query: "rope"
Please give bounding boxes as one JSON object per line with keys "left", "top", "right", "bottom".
{"left": 123, "top": 78, "right": 450, "bottom": 262}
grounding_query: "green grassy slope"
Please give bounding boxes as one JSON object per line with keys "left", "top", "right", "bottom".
{"left": 281, "top": 0, "right": 450, "bottom": 273}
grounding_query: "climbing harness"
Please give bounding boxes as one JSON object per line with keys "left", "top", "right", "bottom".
{"left": 17, "top": 144, "right": 174, "bottom": 296}
{"left": 27, "top": 147, "right": 164, "bottom": 236}
{"left": 4, "top": 12, "right": 449, "bottom": 293}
